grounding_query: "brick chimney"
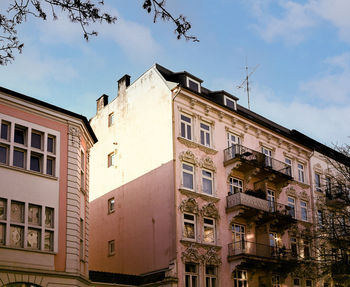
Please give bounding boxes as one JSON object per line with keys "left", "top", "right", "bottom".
{"left": 117, "top": 74, "right": 131, "bottom": 98}
{"left": 96, "top": 94, "right": 109, "bottom": 112}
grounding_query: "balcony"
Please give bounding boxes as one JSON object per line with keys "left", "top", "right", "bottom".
{"left": 224, "top": 144, "right": 292, "bottom": 186}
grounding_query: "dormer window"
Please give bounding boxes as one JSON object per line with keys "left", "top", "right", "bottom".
{"left": 224, "top": 95, "right": 236, "bottom": 110}
{"left": 187, "top": 77, "right": 201, "bottom": 93}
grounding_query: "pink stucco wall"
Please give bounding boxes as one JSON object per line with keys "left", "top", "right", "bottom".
{"left": 89, "top": 160, "right": 176, "bottom": 275}
{"left": 0, "top": 102, "right": 68, "bottom": 272}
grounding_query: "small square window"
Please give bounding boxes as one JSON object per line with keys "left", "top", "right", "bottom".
{"left": 44, "top": 230, "right": 54, "bottom": 251}
{"left": 27, "top": 228, "right": 41, "bottom": 249}
{"left": 188, "top": 78, "right": 200, "bottom": 92}
{"left": 28, "top": 204, "right": 41, "bottom": 226}
{"left": 224, "top": 96, "right": 236, "bottom": 109}
{"left": 306, "top": 279, "right": 313, "bottom": 287}
{"left": 0, "top": 145, "right": 9, "bottom": 164}
{"left": 108, "top": 198, "right": 115, "bottom": 213}
{"left": 1, "top": 122, "right": 10, "bottom": 141}
{"left": 13, "top": 149, "right": 25, "bottom": 168}
{"left": 293, "top": 278, "right": 300, "bottom": 286}
{"left": 30, "top": 153, "right": 42, "bottom": 172}
{"left": 47, "top": 135, "right": 55, "bottom": 153}
{"left": 108, "top": 240, "right": 115, "bottom": 256}
{"left": 31, "top": 131, "right": 42, "bottom": 149}
{"left": 108, "top": 113, "right": 114, "bottom": 127}
{"left": 14, "top": 126, "right": 26, "bottom": 145}
{"left": 45, "top": 207, "right": 54, "bottom": 228}
{"left": 46, "top": 157, "right": 55, "bottom": 176}
{"left": 10, "top": 225, "right": 24, "bottom": 247}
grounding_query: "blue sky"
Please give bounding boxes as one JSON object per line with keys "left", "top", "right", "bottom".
{"left": 0, "top": 0, "right": 349, "bottom": 146}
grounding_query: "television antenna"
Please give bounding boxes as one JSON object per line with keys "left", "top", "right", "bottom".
{"left": 237, "top": 63, "right": 259, "bottom": 110}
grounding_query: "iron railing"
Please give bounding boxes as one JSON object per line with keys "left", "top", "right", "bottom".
{"left": 224, "top": 144, "right": 292, "bottom": 177}
{"left": 228, "top": 241, "right": 296, "bottom": 260}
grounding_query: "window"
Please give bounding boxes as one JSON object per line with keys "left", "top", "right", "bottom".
{"left": 187, "top": 77, "right": 200, "bottom": 93}
{"left": 306, "top": 279, "right": 313, "bottom": 287}
{"left": 205, "top": 265, "right": 217, "bottom": 287}
{"left": 267, "top": 190, "right": 275, "bottom": 212}
{"left": 293, "top": 278, "right": 300, "bottom": 287}
{"left": 108, "top": 152, "right": 115, "bottom": 167}
{"left": 203, "top": 218, "right": 215, "bottom": 244}
{"left": 224, "top": 96, "right": 236, "bottom": 110}
{"left": 1, "top": 121, "right": 10, "bottom": 140}
{"left": 200, "top": 122, "right": 211, "bottom": 147}
{"left": 80, "top": 218, "right": 84, "bottom": 260}
{"left": 233, "top": 270, "right": 248, "bottom": 287}
{"left": 108, "top": 198, "right": 115, "bottom": 213}
{"left": 272, "top": 275, "right": 280, "bottom": 287}
{"left": 288, "top": 197, "right": 296, "bottom": 218}
{"left": 290, "top": 237, "right": 298, "bottom": 258}
{"left": 0, "top": 198, "right": 6, "bottom": 220}
{"left": 0, "top": 198, "right": 7, "bottom": 245}
{"left": 31, "top": 131, "right": 42, "bottom": 149}
{"left": 232, "top": 224, "right": 245, "bottom": 251}
{"left": 285, "top": 158, "right": 292, "bottom": 176}
{"left": 47, "top": 135, "right": 55, "bottom": 153}
{"left": 44, "top": 207, "right": 54, "bottom": 251}
{"left": 13, "top": 149, "right": 25, "bottom": 168}
{"left": 30, "top": 152, "right": 42, "bottom": 172}
{"left": 28, "top": 204, "right": 41, "bottom": 226}
{"left": 81, "top": 151, "right": 85, "bottom": 190}
{"left": 108, "top": 240, "right": 115, "bottom": 256}
{"left": 229, "top": 177, "right": 243, "bottom": 195}
{"left": 227, "top": 132, "right": 240, "bottom": 148}
{"left": 315, "top": 173, "right": 321, "bottom": 192}
{"left": 108, "top": 113, "right": 114, "bottom": 127}
{"left": 262, "top": 147, "right": 272, "bottom": 167}
{"left": 185, "top": 263, "right": 198, "bottom": 287}
{"left": 27, "top": 228, "right": 41, "bottom": 250}
{"left": 325, "top": 177, "right": 332, "bottom": 194}
{"left": 45, "top": 207, "right": 54, "bottom": 228}
{"left": 11, "top": 201, "right": 24, "bottom": 223}
{"left": 183, "top": 213, "right": 196, "bottom": 240}
{"left": 0, "top": 145, "right": 8, "bottom": 164}
{"left": 14, "top": 126, "right": 26, "bottom": 145}
{"left": 269, "top": 232, "right": 278, "bottom": 249}
{"left": 180, "top": 114, "right": 192, "bottom": 141}
{"left": 298, "top": 163, "right": 305, "bottom": 183}
{"left": 182, "top": 163, "right": 194, "bottom": 190}
{"left": 46, "top": 157, "right": 55, "bottom": 176}
{"left": 300, "top": 201, "right": 308, "bottom": 221}
{"left": 303, "top": 240, "right": 310, "bottom": 259}
{"left": 317, "top": 210, "right": 324, "bottom": 226}
{"left": 202, "top": 169, "right": 213, "bottom": 195}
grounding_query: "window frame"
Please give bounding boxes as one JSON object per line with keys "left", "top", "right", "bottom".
{"left": 108, "top": 198, "right": 115, "bottom": 214}
{"left": 229, "top": 177, "right": 243, "bottom": 195}
{"left": 0, "top": 121, "right": 10, "bottom": 141}
{"left": 224, "top": 95, "right": 236, "bottom": 110}
{"left": 108, "top": 152, "right": 115, "bottom": 168}
{"left": 183, "top": 212, "right": 196, "bottom": 241}
{"left": 205, "top": 265, "right": 217, "bottom": 287}
{"left": 185, "top": 262, "right": 199, "bottom": 287}
{"left": 186, "top": 77, "right": 201, "bottom": 93}
{"left": 300, "top": 200, "right": 308, "bottom": 221}
{"left": 261, "top": 146, "right": 272, "bottom": 167}
{"left": 203, "top": 217, "right": 216, "bottom": 244}
{"left": 285, "top": 158, "right": 292, "bottom": 176}
{"left": 108, "top": 112, "right": 115, "bottom": 127}
{"left": 314, "top": 172, "right": 321, "bottom": 192}
{"left": 182, "top": 162, "right": 195, "bottom": 191}
{"left": 233, "top": 270, "right": 248, "bottom": 287}
{"left": 199, "top": 122, "right": 211, "bottom": 147}
{"left": 108, "top": 240, "right": 115, "bottom": 256}
{"left": 298, "top": 163, "right": 305, "bottom": 183}
{"left": 202, "top": 169, "right": 214, "bottom": 195}
{"left": 180, "top": 114, "right": 193, "bottom": 141}
{"left": 287, "top": 196, "right": 296, "bottom": 218}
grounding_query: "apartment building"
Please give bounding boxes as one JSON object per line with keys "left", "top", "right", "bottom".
{"left": 89, "top": 64, "right": 349, "bottom": 287}
{"left": 0, "top": 87, "right": 96, "bottom": 286}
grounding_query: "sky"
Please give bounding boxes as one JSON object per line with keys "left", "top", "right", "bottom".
{"left": 0, "top": 0, "right": 349, "bottom": 146}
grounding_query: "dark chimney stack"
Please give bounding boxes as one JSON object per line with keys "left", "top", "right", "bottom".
{"left": 118, "top": 74, "right": 131, "bottom": 98}
{"left": 96, "top": 94, "right": 109, "bottom": 112}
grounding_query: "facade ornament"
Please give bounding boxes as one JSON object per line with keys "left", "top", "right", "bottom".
{"left": 218, "top": 111, "right": 225, "bottom": 121}
{"left": 204, "top": 105, "right": 211, "bottom": 116}
{"left": 244, "top": 123, "right": 250, "bottom": 132}
{"left": 286, "top": 187, "right": 297, "bottom": 197}
{"left": 179, "top": 150, "right": 198, "bottom": 165}
{"left": 267, "top": 134, "right": 272, "bottom": 143}
{"left": 231, "top": 117, "right": 237, "bottom": 127}
{"left": 198, "top": 145, "right": 218, "bottom": 155}
{"left": 201, "top": 247, "right": 221, "bottom": 266}
{"left": 179, "top": 198, "right": 199, "bottom": 214}
{"left": 299, "top": 190, "right": 309, "bottom": 201}
{"left": 178, "top": 137, "right": 198, "bottom": 149}
{"left": 201, "top": 203, "right": 220, "bottom": 219}
{"left": 255, "top": 129, "right": 261, "bottom": 139}
{"left": 190, "top": 98, "right": 197, "bottom": 109}
{"left": 278, "top": 139, "right": 283, "bottom": 148}
{"left": 69, "top": 126, "right": 81, "bottom": 138}
{"left": 200, "top": 157, "right": 216, "bottom": 172}
{"left": 287, "top": 143, "right": 292, "bottom": 152}
{"left": 181, "top": 244, "right": 201, "bottom": 263}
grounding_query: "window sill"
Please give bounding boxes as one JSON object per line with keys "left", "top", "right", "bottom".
{"left": 108, "top": 252, "right": 115, "bottom": 257}
{"left": 0, "top": 162, "right": 58, "bottom": 180}
{"left": 108, "top": 210, "right": 115, "bottom": 215}
{"left": 180, "top": 239, "right": 221, "bottom": 250}
{"left": 179, "top": 188, "right": 220, "bottom": 203}
{"left": 295, "top": 181, "right": 310, "bottom": 189}
{"left": 0, "top": 245, "right": 56, "bottom": 254}
{"left": 177, "top": 137, "right": 218, "bottom": 155}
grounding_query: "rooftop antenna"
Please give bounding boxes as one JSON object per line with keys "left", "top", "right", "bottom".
{"left": 237, "top": 60, "right": 259, "bottom": 110}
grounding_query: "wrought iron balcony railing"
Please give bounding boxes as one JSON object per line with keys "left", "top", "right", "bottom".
{"left": 224, "top": 144, "right": 292, "bottom": 177}
{"left": 228, "top": 241, "right": 296, "bottom": 261}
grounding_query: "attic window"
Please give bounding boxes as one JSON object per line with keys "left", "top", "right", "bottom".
{"left": 187, "top": 77, "right": 201, "bottom": 93}
{"left": 224, "top": 96, "right": 236, "bottom": 110}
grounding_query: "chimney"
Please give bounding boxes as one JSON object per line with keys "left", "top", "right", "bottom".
{"left": 96, "top": 94, "right": 109, "bottom": 112}
{"left": 117, "top": 74, "right": 131, "bottom": 98}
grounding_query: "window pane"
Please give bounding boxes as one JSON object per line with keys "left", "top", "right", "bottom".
{"left": 0, "top": 146, "right": 7, "bottom": 164}
{"left": 14, "top": 128, "right": 25, "bottom": 144}
{"left": 183, "top": 173, "right": 193, "bottom": 190}
{"left": 13, "top": 150, "right": 25, "bottom": 168}
{"left": 30, "top": 155, "right": 41, "bottom": 172}
{"left": 0, "top": 223, "right": 5, "bottom": 245}
{"left": 0, "top": 199, "right": 6, "bottom": 220}
{"left": 31, "top": 132, "right": 41, "bottom": 149}
{"left": 44, "top": 230, "right": 53, "bottom": 251}
{"left": 11, "top": 201, "right": 24, "bottom": 223}
{"left": 47, "top": 136, "right": 54, "bottom": 153}
{"left": 45, "top": 207, "right": 54, "bottom": 228}
{"left": 27, "top": 228, "right": 40, "bottom": 249}
{"left": 181, "top": 115, "right": 191, "bottom": 123}
{"left": 181, "top": 122, "right": 186, "bottom": 137}
{"left": 10, "top": 225, "right": 23, "bottom": 247}
{"left": 203, "top": 178, "right": 212, "bottom": 194}
{"left": 204, "top": 226, "right": 214, "bottom": 243}
{"left": 189, "top": 79, "right": 199, "bottom": 92}
{"left": 28, "top": 204, "right": 41, "bottom": 226}
{"left": 184, "top": 222, "right": 195, "bottom": 239}
{"left": 47, "top": 158, "right": 54, "bottom": 175}
{"left": 1, "top": 123, "right": 8, "bottom": 140}
{"left": 187, "top": 125, "right": 192, "bottom": 140}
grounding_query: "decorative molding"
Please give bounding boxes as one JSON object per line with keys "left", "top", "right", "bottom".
{"left": 179, "top": 188, "right": 220, "bottom": 203}
{"left": 198, "top": 145, "right": 218, "bottom": 155}
{"left": 267, "top": 134, "right": 273, "bottom": 143}
{"left": 179, "top": 149, "right": 198, "bottom": 165}
{"left": 190, "top": 98, "right": 197, "bottom": 109}
{"left": 277, "top": 139, "right": 283, "bottom": 148}
{"left": 259, "top": 141, "right": 276, "bottom": 152}
{"left": 69, "top": 125, "right": 81, "bottom": 137}
{"left": 295, "top": 181, "right": 310, "bottom": 189}
{"left": 256, "top": 129, "right": 261, "bottom": 139}
{"left": 218, "top": 111, "right": 225, "bottom": 121}
{"left": 231, "top": 117, "right": 238, "bottom": 127}
{"left": 201, "top": 247, "right": 222, "bottom": 266}
{"left": 313, "top": 163, "right": 323, "bottom": 173}
{"left": 299, "top": 190, "right": 309, "bottom": 201}
{"left": 180, "top": 240, "right": 221, "bottom": 251}
{"left": 182, "top": 244, "right": 201, "bottom": 263}
{"left": 179, "top": 198, "right": 199, "bottom": 214}
{"left": 244, "top": 123, "right": 250, "bottom": 132}
{"left": 286, "top": 186, "right": 297, "bottom": 197}
{"left": 200, "top": 157, "right": 216, "bottom": 172}
{"left": 201, "top": 202, "right": 220, "bottom": 219}
{"left": 283, "top": 151, "right": 295, "bottom": 160}
{"left": 177, "top": 137, "right": 218, "bottom": 155}
{"left": 204, "top": 105, "right": 211, "bottom": 116}
{"left": 178, "top": 137, "right": 198, "bottom": 149}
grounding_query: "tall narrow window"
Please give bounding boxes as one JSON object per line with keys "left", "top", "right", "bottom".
{"left": 1, "top": 122, "right": 10, "bottom": 141}
{"left": 262, "top": 147, "right": 272, "bottom": 167}
{"left": 108, "top": 198, "right": 115, "bottom": 213}
{"left": 285, "top": 158, "right": 292, "bottom": 176}
{"left": 180, "top": 114, "right": 192, "bottom": 141}
{"left": 229, "top": 177, "right": 243, "bottom": 195}
{"left": 315, "top": 173, "right": 321, "bottom": 192}
{"left": 290, "top": 237, "right": 298, "bottom": 258}
{"left": 300, "top": 201, "right": 308, "bottom": 221}
{"left": 108, "top": 240, "right": 115, "bottom": 256}
{"left": 185, "top": 263, "right": 198, "bottom": 287}
{"left": 108, "top": 113, "right": 114, "bottom": 127}
{"left": 31, "top": 131, "right": 42, "bottom": 149}
{"left": 81, "top": 151, "right": 85, "bottom": 190}
{"left": 202, "top": 169, "right": 213, "bottom": 195}
{"left": 203, "top": 218, "right": 215, "bottom": 244}
{"left": 205, "top": 265, "right": 217, "bottom": 287}
{"left": 267, "top": 190, "right": 275, "bottom": 212}
{"left": 80, "top": 218, "right": 84, "bottom": 260}
{"left": 325, "top": 177, "right": 331, "bottom": 194}
{"left": 200, "top": 122, "right": 211, "bottom": 147}
{"left": 46, "top": 157, "right": 55, "bottom": 176}
{"left": 108, "top": 152, "right": 115, "bottom": 167}
{"left": 182, "top": 163, "right": 194, "bottom": 190}
{"left": 47, "top": 135, "right": 55, "bottom": 153}
{"left": 30, "top": 153, "right": 42, "bottom": 172}
{"left": 303, "top": 240, "right": 310, "bottom": 259}
{"left": 288, "top": 197, "right": 295, "bottom": 218}
{"left": 183, "top": 213, "right": 196, "bottom": 240}
{"left": 13, "top": 149, "right": 25, "bottom": 168}
{"left": 232, "top": 224, "right": 245, "bottom": 252}
{"left": 272, "top": 275, "right": 281, "bottom": 287}
{"left": 14, "top": 126, "right": 26, "bottom": 145}
{"left": 298, "top": 163, "right": 305, "bottom": 183}
{"left": 233, "top": 270, "right": 248, "bottom": 287}
{"left": 318, "top": 210, "right": 324, "bottom": 226}
{"left": 0, "top": 145, "right": 8, "bottom": 164}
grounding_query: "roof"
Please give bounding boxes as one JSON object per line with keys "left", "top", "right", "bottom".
{"left": 155, "top": 64, "right": 350, "bottom": 166}
{"left": 0, "top": 86, "right": 97, "bottom": 143}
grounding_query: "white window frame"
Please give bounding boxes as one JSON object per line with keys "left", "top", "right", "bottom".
{"left": 203, "top": 217, "right": 216, "bottom": 244}
{"left": 182, "top": 162, "right": 195, "bottom": 191}
{"left": 300, "top": 200, "right": 308, "bottom": 221}
{"left": 233, "top": 270, "right": 248, "bottom": 287}
{"left": 229, "top": 177, "right": 243, "bottom": 195}
{"left": 183, "top": 213, "right": 196, "bottom": 241}
{"left": 267, "top": 190, "right": 275, "bottom": 212}
{"left": 224, "top": 95, "right": 236, "bottom": 110}
{"left": 180, "top": 114, "right": 193, "bottom": 141}
{"left": 185, "top": 262, "right": 198, "bottom": 287}
{"left": 232, "top": 223, "right": 245, "bottom": 251}
{"left": 186, "top": 77, "right": 201, "bottom": 93}
{"left": 315, "top": 172, "right": 321, "bottom": 192}
{"left": 227, "top": 132, "right": 240, "bottom": 148}
{"left": 205, "top": 265, "right": 217, "bottom": 287}
{"left": 288, "top": 196, "right": 296, "bottom": 218}
{"left": 199, "top": 122, "right": 211, "bottom": 147}
{"left": 202, "top": 169, "right": 214, "bottom": 195}
{"left": 262, "top": 146, "right": 272, "bottom": 167}
{"left": 298, "top": 163, "right": 305, "bottom": 183}
{"left": 285, "top": 158, "right": 292, "bottom": 176}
